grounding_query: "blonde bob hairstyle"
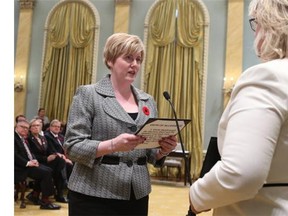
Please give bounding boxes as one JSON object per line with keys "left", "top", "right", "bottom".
{"left": 103, "top": 33, "right": 145, "bottom": 69}
{"left": 29, "top": 118, "right": 43, "bottom": 129}
{"left": 249, "top": 0, "right": 288, "bottom": 61}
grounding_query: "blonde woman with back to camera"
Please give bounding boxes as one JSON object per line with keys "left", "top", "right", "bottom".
{"left": 189, "top": 0, "right": 288, "bottom": 215}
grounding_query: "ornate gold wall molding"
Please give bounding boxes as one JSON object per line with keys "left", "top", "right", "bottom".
{"left": 19, "top": 0, "right": 35, "bottom": 9}
{"left": 114, "top": 0, "right": 132, "bottom": 33}
{"left": 223, "top": 0, "right": 244, "bottom": 107}
{"left": 14, "top": 0, "right": 35, "bottom": 117}
{"left": 115, "top": 0, "right": 131, "bottom": 4}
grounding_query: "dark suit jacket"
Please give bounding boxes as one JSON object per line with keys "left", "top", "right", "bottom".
{"left": 14, "top": 131, "right": 35, "bottom": 183}
{"left": 27, "top": 134, "right": 56, "bottom": 165}
{"left": 44, "top": 131, "right": 65, "bottom": 155}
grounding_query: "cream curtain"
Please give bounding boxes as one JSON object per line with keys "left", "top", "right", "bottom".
{"left": 41, "top": 2, "right": 96, "bottom": 123}
{"left": 144, "top": 0, "right": 204, "bottom": 178}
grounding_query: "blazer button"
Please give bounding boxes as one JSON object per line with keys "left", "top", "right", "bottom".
{"left": 129, "top": 125, "right": 137, "bottom": 132}
{"left": 126, "top": 160, "right": 133, "bottom": 167}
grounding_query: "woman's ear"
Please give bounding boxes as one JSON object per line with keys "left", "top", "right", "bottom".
{"left": 107, "top": 61, "right": 113, "bottom": 68}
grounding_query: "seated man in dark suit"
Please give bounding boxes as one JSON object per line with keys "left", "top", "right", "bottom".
{"left": 45, "top": 119, "right": 73, "bottom": 186}
{"left": 14, "top": 120, "right": 61, "bottom": 210}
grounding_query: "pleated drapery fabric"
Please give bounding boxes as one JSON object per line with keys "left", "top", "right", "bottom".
{"left": 144, "top": 0, "right": 205, "bottom": 178}
{"left": 41, "top": 2, "right": 97, "bottom": 123}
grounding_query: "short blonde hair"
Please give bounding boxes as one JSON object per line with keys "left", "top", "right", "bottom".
{"left": 103, "top": 33, "right": 145, "bottom": 69}
{"left": 249, "top": 0, "right": 288, "bottom": 60}
{"left": 29, "top": 118, "right": 42, "bottom": 129}
{"left": 50, "top": 119, "right": 61, "bottom": 127}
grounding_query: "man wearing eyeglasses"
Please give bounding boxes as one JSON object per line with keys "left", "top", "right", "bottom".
{"left": 45, "top": 119, "right": 73, "bottom": 202}
{"left": 14, "top": 120, "right": 61, "bottom": 210}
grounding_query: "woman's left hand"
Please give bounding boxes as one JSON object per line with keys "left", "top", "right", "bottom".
{"left": 158, "top": 135, "right": 177, "bottom": 156}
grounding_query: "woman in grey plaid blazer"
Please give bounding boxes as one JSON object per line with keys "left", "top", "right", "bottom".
{"left": 64, "top": 33, "right": 177, "bottom": 216}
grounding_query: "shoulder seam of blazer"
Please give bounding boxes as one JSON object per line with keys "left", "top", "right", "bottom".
{"left": 87, "top": 74, "right": 152, "bottom": 101}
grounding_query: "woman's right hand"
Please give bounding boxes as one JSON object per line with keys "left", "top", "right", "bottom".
{"left": 96, "top": 134, "right": 146, "bottom": 157}
{"left": 112, "top": 133, "right": 146, "bottom": 152}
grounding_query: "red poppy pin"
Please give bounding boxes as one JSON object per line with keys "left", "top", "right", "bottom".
{"left": 142, "top": 106, "right": 150, "bottom": 116}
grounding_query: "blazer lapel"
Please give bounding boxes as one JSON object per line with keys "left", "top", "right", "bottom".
{"left": 95, "top": 75, "right": 135, "bottom": 125}
{"left": 95, "top": 74, "right": 152, "bottom": 125}
{"left": 102, "top": 97, "right": 136, "bottom": 124}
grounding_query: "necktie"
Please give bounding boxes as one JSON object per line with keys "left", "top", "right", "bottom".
{"left": 22, "top": 138, "right": 33, "bottom": 160}
{"left": 54, "top": 134, "right": 63, "bottom": 146}
{"left": 54, "top": 135, "right": 65, "bottom": 155}
{"left": 57, "top": 137, "right": 62, "bottom": 146}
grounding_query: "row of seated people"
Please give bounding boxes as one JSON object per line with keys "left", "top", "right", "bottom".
{"left": 15, "top": 113, "right": 67, "bottom": 137}
{"left": 14, "top": 118, "right": 73, "bottom": 210}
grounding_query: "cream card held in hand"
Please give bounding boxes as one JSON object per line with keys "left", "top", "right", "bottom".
{"left": 135, "top": 118, "right": 191, "bottom": 149}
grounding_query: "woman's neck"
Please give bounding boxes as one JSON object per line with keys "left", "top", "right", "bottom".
{"left": 33, "top": 133, "right": 39, "bottom": 138}
{"left": 110, "top": 74, "right": 138, "bottom": 112}
{"left": 110, "top": 74, "right": 132, "bottom": 95}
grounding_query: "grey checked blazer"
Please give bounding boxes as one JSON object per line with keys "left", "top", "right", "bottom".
{"left": 64, "top": 75, "right": 164, "bottom": 200}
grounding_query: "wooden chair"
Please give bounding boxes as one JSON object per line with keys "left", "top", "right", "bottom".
{"left": 14, "top": 180, "right": 27, "bottom": 208}
{"left": 161, "top": 143, "right": 184, "bottom": 181}
{"left": 161, "top": 158, "right": 183, "bottom": 181}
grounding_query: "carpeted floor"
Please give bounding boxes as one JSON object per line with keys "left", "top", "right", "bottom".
{"left": 15, "top": 182, "right": 213, "bottom": 216}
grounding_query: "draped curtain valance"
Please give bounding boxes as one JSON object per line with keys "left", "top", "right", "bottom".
{"left": 149, "top": 0, "right": 176, "bottom": 46}
{"left": 149, "top": 0, "right": 203, "bottom": 48}
{"left": 48, "top": 4, "right": 95, "bottom": 48}
{"left": 40, "top": 0, "right": 99, "bottom": 123}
